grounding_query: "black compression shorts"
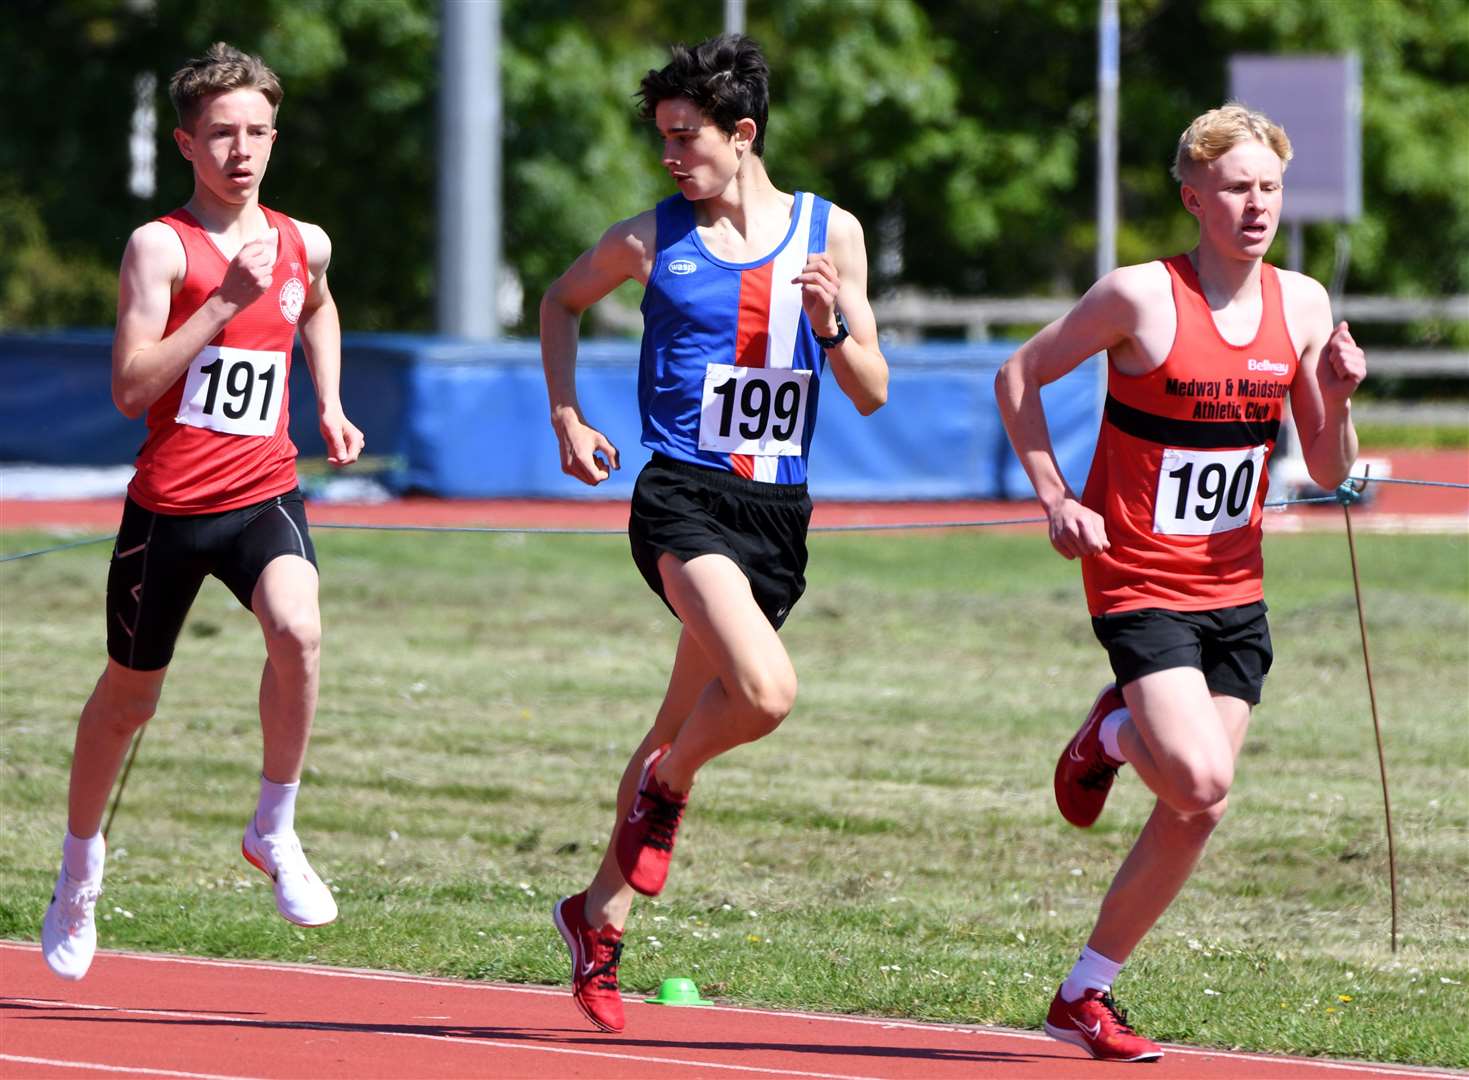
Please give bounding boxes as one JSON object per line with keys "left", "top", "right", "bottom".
{"left": 105, "top": 488, "right": 317, "bottom": 671}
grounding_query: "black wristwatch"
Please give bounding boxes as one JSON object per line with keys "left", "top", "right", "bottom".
{"left": 814, "top": 311, "right": 849, "bottom": 350}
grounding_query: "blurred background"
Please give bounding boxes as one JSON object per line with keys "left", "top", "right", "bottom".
{"left": 1, "top": 0, "right": 1465, "bottom": 500}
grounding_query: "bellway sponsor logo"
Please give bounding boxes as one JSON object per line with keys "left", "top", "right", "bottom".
{"left": 668, "top": 259, "right": 697, "bottom": 275}
{"left": 1247, "top": 357, "right": 1289, "bottom": 376}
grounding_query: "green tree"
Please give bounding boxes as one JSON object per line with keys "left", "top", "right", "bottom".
{"left": 1, "top": 0, "right": 1463, "bottom": 335}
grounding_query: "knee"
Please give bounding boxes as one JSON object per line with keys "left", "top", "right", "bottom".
{"left": 263, "top": 608, "right": 321, "bottom": 668}
{"left": 1167, "top": 765, "right": 1234, "bottom": 818}
{"left": 90, "top": 673, "right": 159, "bottom": 737}
{"left": 1164, "top": 794, "right": 1230, "bottom": 835}
{"left": 736, "top": 669, "right": 798, "bottom": 739}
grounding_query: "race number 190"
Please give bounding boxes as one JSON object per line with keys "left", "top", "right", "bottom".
{"left": 1153, "top": 445, "right": 1266, "bottom": 536}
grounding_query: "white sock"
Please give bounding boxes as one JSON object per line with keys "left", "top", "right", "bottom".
{"left": 1060, "top": 945, "right": 1124, "bottom": 1002}
{"left": 63, "top": 831, "right": 106, "bottom": 882}
{"left": 255, "top": 776, "right": 300, "bottom": 836}
{"left": 1099, "top": 708, "right": 1128, "bottom": 763}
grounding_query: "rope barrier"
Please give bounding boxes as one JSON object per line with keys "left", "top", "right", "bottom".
{"left": 1336, "top": 473, "right": 1400, "bottom": 954}
{"left": 0, "top": 471, "right": 1463, "bottom": 564}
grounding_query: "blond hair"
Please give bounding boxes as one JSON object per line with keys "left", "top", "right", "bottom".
{"left": 168, "top": 42, "right": 282, "bottom": 131}
{"left": 1171, "top": 103, "right": 1292, "bottom": 182}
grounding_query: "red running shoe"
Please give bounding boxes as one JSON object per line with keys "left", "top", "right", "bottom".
{"left": 615, "top": 743, "right": 688, "bottom": 897}
{"left": 1045, "top": 986, "right": 1163, "bottom": 1062}
{"left": 1054, "top": 683, "right": 1126, "bottom": 828}
{"left": 553, "top": 891, "right": 625, "bottom": 1033}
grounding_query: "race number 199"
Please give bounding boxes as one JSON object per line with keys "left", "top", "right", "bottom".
{"left": 698, "top": 363, "right": 811, "bottom": 457}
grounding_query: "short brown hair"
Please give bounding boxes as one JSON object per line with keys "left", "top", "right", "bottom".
{"left": 168, "top": 42, "right": 282, "bottom": 131}
{"left": 1171, "top": 103, "right": 1292, "bottom": 182}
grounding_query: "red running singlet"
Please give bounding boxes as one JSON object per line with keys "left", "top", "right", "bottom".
{"left": 1080, "top": 255, "right": 1299, "bottom": 616}
{"left": 127, "top": 207, "right": 308, "bottom": 514}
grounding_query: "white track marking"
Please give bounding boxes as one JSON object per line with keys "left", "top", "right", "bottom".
{"left": 1, "top": 943, "right": 1460, "bottom": 1078}
{"left": 4, "top": 997, "right": 886, "bottom": 1080}
{"left": 0, "top": 1054, "right": 262, "bottom": 1080}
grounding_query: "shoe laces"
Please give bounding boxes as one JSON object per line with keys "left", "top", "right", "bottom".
{"left": 588, "top": 936, "right": 623, "bottom": 991}
{"left": 258, "top": 831, "right": 309, "bottom": 878}
{"left": 1078, "top": 759, "right": 1119, "bottom": 790}
{"left": 640, "top": 784, "right": 687, "bottom": 852}
{"left": 54, "top": 875, "right": 101, "bottom": 933}
{"left": 1097, "top": 991, "right": 1138, "bottom": 1035}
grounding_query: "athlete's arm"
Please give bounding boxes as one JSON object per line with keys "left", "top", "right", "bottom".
{"left": 111, "top": 221, "right": 277, "bottom": 419}
{"left": 796, "top": 207, "right": 887, "bottom": 415}
{"left": 295, "top": 219, "right": 364, "bottom": 467}
{"left": 539, "top": 211, "right": 655, "bottom": 485}
{"left": 994, "top": 265, "right": 1155, "bottom": 559}
{"left": 1282, "top": 272, "right": 1363, "bottom": 489}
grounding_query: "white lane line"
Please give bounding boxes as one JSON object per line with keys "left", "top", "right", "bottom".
{"left": 2, "top": 943, "right": 1459, "bottom": 1078}
{"left": 0, "top": 1054, "right": 262, "bottom": 1080}
{"left": 4, "top": 998, "right": 887, "bottom": 1080}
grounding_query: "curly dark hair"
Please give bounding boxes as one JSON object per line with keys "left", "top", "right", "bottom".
{"left": 638, "top": 34, "right": 770, "bottom": 156}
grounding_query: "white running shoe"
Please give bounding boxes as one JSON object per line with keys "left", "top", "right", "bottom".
{"left": 41, "top": 865, "right": 102, "bottom": 981}
{"left": 241, "top": 817, "right": 338, "bottom": 927}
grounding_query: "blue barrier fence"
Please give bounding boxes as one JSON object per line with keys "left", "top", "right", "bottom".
{"left": 0, "top": 332, "right": 1100, "bottom": 500}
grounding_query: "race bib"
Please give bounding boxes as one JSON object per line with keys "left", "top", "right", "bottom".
{"left": 698, "top": 363, "right": 811, "bottom": 457}
{"left": 1154, "top": 445, "right": 1266, "bottom": 536}
{"left": 176, "top": 346, "right": 285, "bottom": 437}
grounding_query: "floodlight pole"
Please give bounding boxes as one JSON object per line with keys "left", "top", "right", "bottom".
{"left": 1096, "top": 0, "right": 1119, "bottom": 279}
{"left": 437, "top": 0, "right": 502, "bottom": 338}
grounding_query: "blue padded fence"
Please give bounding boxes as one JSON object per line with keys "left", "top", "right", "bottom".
{"left": 0, "top": 332, "right": 1099, "bottom": 500}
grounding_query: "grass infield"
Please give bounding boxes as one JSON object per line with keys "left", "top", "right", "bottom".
{"left": 1, "top": 526, "right": 1465, "bottom": 1067}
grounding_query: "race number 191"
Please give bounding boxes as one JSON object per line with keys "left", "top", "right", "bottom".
{"left": 176, "top": 346, "right": 286, "bottom": 438}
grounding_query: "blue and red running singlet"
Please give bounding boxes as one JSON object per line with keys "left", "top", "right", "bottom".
{"left": 638, "top": 191, "right": 833, "bottom": 484}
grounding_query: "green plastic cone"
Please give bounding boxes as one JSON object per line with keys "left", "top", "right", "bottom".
{"left": 644, "top": 977, "right": 714, "bottom": 1006}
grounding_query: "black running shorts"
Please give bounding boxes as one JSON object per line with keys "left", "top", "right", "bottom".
{"left": 105, "top": 488, "right": 318, "bottom": 671}
{"left": 628, "top": 453, "right": 812, "bottom": 630}
{"left": 1091, "top": 600, "right": 1273, "bottom": 705}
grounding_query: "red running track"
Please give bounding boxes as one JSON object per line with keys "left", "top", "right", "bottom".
{"left": 1, "top": 943, "right": 1461, "bottom": 1080}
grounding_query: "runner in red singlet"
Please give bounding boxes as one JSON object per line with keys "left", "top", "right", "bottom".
{"left": 40, "top": 43, "right": 363, "bottom": 983}
{"left": 995, "top": 104, "right": 1366, "bottom": 1062}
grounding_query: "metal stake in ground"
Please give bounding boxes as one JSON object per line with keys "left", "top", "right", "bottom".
{"left": 1337, "top": 474, "right": 1398, "bottom": 953}
{"left": 102, "top": 727, "right": 147, "bottom": 843}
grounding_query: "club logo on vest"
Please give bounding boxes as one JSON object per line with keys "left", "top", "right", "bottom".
{"left": 279, "top": 277, "right": 306, "bottom": 324}
{"left": 1246, "top": 357, "right": 1289, "bottom": 377}
{"left": 668, "top": 259, "right": 697, "bottom": 276}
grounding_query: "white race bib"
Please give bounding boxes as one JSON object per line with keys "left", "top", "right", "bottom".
{"left": 175, "top": 346, "right": 285, "bottom": 437}
{"left": 698, "top": 363, "right": 811, "bottom": 457}
{"left": 1154, "top": 445, "right": 1267, "bottom": 536}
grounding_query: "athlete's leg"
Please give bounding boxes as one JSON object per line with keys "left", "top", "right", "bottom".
{"left": 585, "top": 627, "right": 717, "bottom": 929}
{"left": 250, "top": 554, "right": 321, "bottom": 785}
{"left": 1084, "top": 670, "right": 1250, "bottom": 962}
{"left": 66, "top": 660, "right": 168, "bottom": 838}
{"left": 652, "top": 550, "right": 797, "bottom": 792}
{"left": 44, "top": 660, "right": 167, "bottom": 979}
{"left": 1112, "top": 667, "right": 1242, "bottom": 814}
{"left": 242, "top": 553, "right": 336, "bottom": 927}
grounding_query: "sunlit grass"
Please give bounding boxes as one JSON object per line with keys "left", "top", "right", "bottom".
{"left": 1, "top": 527, "right": 1465, "bottom": 1066}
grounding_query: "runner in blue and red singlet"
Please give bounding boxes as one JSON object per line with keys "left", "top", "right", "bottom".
{"left": 539, "top": 34, "right": 889, "bottom": 1034}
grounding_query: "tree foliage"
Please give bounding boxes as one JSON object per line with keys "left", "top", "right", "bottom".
{"left": 1, "top": 0, "right": 1463, "bottom": 335}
